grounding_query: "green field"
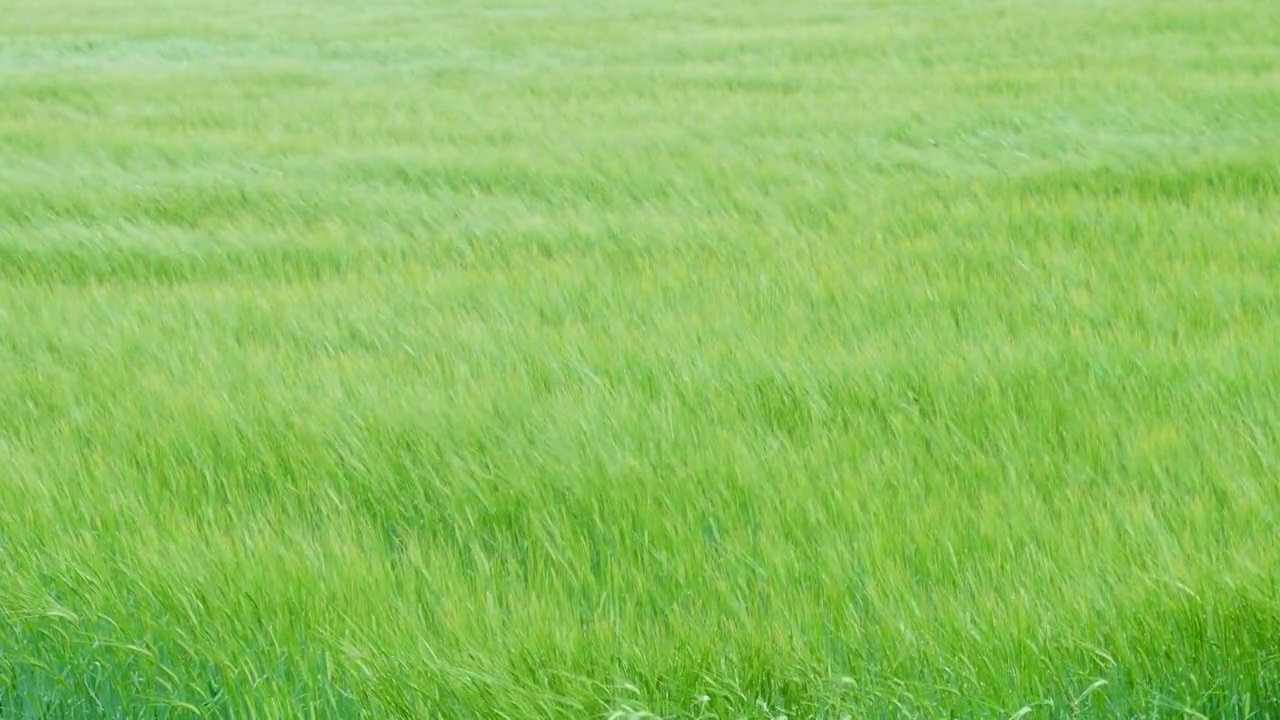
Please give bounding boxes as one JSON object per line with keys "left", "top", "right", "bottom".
{"left": 2, "top": 0, "right": 1279, "bottom": 717}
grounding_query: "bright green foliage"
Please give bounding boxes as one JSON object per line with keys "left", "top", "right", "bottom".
{"left": 1, "top": 0, "right": 1279, "bottom": 717}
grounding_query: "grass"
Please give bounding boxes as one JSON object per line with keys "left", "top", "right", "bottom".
{"left": 2, "top": 0, "right": 1279, "bottom": 716}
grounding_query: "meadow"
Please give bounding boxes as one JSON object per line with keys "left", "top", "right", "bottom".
{"left": 2, "top": 0, "right": 1279, "bottom": 716}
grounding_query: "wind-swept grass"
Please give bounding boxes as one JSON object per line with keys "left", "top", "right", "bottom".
{"left": 2, "top": 0, "right": 1279, "bottom": 717}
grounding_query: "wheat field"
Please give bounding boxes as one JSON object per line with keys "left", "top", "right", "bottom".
{"left": 2, "top": 0, "right": 1279, "bottom": 717}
